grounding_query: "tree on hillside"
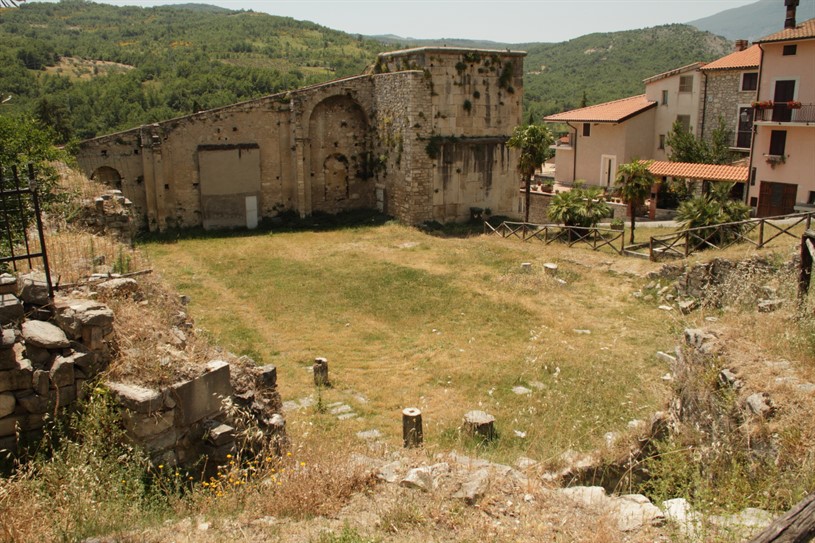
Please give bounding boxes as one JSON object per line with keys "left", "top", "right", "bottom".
{"left": 0, "top": 114, "right": 62, "bottom": 195}
{"left": 615, "top": 159, "right": 654, "bottom": 244}
{"left": 507, "top": 124, "right": 554, "bottom": 222}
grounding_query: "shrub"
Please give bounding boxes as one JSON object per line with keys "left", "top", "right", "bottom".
{"left": 675, "top": 182, "right": 750, "bottom": 248}
{"left": 547, "top": 183, "right": 609, "bottom": 228}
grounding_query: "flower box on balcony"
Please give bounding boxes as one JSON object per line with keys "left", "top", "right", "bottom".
{"left": 752, "top": 100, "right": 774, "bottom": 109}
{"left": 764, "top": 154, "right": 785, "bottom": 167}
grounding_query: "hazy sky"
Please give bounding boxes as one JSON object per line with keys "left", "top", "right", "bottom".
{"left": 28, "top": 0, "right": 764, "bottom": 43}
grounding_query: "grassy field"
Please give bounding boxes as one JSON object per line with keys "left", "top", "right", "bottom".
{"left": 143, "top": 221, "right": 690, "bottom": 465}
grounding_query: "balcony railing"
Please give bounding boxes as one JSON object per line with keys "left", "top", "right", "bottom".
{"left": 755, "top": 104, "right": 815, "bottom": 123}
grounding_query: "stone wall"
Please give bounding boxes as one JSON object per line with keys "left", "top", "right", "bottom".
{"left": 0, "top": 273, "right": 284, "bottom": 468}
{"left": 76, "top": 47, "right": 526, "bottom": 231}
{"left": 700, "top": 70, "right": 756, "bottom": 145}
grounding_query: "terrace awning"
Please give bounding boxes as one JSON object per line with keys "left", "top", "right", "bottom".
{"left": 644, "top": 161, "right": 749, "bottom": 183}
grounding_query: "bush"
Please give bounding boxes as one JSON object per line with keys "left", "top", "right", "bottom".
{"left": 675, "top": 183, "right": 750, "bottom": 248}
{"left": 547, "top": 183, "right": 609, "bottom": 228}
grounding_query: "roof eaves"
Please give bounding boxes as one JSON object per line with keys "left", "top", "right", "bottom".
{"left": 643, "top": 62, "right": 704, "bottom": 84}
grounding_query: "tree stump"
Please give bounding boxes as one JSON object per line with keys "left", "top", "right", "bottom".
{"left": 402, "top": 407, "right": 423, "bottom": 448}
{"left": 544, "top": 263, "right": 558, "bottom": 274}
{"left": 464, "top": 410, "right": 496, "bottom": 441}
{"left": 313, "top": 357, "right": 330, "bottom": 387}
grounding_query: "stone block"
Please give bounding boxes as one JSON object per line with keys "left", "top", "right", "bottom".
{"left": 206, "top": 423, "right": 235, "bottom": 446}
{"left": 0, "top": 347, "right": 17, "bottom": 371}
{"left": 24, "top": 344, "right": 52, "bottom": 368}
{"left": 16, "top": 391, "right": 49, "bottom": 414}
{"left": 82, "top": 326, "right": 105, "bottom": 351}
{"left": 258, "top": 364, "right": 277, "bottom": 388}
{"left": 22, "top": 320, "right": 70, "bottom": 350}
{"left": 0, "top": 273, "right": 16, "bottom": 295}
{"left": 106, "top": 382, "right": 163, "bottom": 414}
{"left": 0, "top": 294, "right": 24, "bottom": 325}
{"left": 0, "top": 365, "right": 32, "bottom": 392}
{"left": 0, "top": 413, "right": 45, "bottom": 437}
{"left": 49, "top": 356, "right": 75, "bottom": 388}
{"left": 169, "top": 360, "right": 232, "bottom": 427}
{"left": 18, "top": 273, "right": 50, "bottom": 305}
{"left": 53, "top": 298, "right": 115, "bottom": 339}
{"left": 96, "top": 278, "right": 139, "bottom": 298}
{"left": 124, "top": 409, "right": 175, "bottom": 439}
{"left": 1, "top": 329, "right": 15, "bottom": 349}
{"left": 142, "top": 427, "right": 179, "bottom": 453}
{"left": 0, "top": 392, "right": 15, "bottom": 418}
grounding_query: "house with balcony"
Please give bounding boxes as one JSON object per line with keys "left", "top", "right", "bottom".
{"left": 747, "top": 16, "right": 815, "bottom": 217}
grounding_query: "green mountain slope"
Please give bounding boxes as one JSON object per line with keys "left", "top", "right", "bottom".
{"left": 688, "top": 0, "right": 815, "bottom": 42}
{"left": 0, "top": 2, "right": 731, "bottom": 142}
{"left": 523, "top": 25, "right": 731, "bottom": 120}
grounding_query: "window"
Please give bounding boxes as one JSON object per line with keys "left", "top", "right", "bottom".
{"left": 808, "top": 191, "right": 815, "bottom": 205}
{"left": 769, "top": 130, "right": 787, "bottom": 156}
{"left": 736, "top": 106, "right": 753, "bottom": 148}
{"left": 741, "top": 72, "right": 758, "bottom": 91}
{"left": 783, "top": 44, "right": 797, "bottom": 56}
{"left": 658, "top": 135, "right": 665, "bottom": 150}
{"left": 679, "top": 75, "right": 693, "bottom": 93}
{"left": 583, "top": 123, "right": 591, "bottom": 137}
{"left": 661, "top": 90, "right": 668, "bottom": 105}
{"left": 677, "top": 115, "right": 691, "bottom": 133}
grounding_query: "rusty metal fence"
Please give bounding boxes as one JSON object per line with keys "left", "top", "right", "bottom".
{"left": 0, "top": 163, "right": 53, "bottom": 298}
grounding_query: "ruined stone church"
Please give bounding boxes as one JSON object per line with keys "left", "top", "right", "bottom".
{"left": 76, "top": 47, "right": 526, "bottom": 231}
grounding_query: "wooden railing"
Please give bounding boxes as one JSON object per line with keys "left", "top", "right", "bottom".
{"left": 649, "top": 212, "right": 814, "bottom": 262}
{"left": 484, "top": 221, "right": 625, "bottom": 255}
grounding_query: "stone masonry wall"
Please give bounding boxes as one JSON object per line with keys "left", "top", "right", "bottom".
{"left": 77, "top": 47, "right": 526, "bottom": 231}
{"left": 700, "top": 70, "right": 756, "bottom": 144}
{"left": 0, "top": 273, "right": 284, "bottom": 468}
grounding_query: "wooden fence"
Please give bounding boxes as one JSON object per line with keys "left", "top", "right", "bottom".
{"left": 484, "top": 221, "right": 625, "bottom": 255}
{"left": 649, "top": 212, "right": 814, "bottom": 262}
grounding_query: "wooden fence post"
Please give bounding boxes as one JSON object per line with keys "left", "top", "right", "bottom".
{"left": 402, "top": 407, "right": 423, "bottom": 448}
{"left": 747, "top": 492, "right": 815, "bottom": 543}
{"left": 799, "top": 230, "right": 815, "bottom": 301}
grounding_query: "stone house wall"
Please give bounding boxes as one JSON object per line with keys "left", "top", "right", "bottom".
{"left": 700, "top": 69, "right": 757, "bottom": 147}
{"left": 76, "top": 47, "right": 526, "bottom": 231}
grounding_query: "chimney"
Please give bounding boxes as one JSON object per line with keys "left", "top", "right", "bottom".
{"left": 734, "top": 39, "right": 749, "bottom": 51}
{"left": 785, "top": 0, "right": 799, "bottom": 29}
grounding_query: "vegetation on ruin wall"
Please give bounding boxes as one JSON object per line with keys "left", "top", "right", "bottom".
{"left": 0, "top": 1, "right": 385, "bottom": 141}
{"left": 0, "top": 2, "right": 733, "bottom": 141}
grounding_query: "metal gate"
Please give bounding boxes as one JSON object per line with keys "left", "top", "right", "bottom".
{"left": 0, "top": 163, "right": 53, "bottom": 299}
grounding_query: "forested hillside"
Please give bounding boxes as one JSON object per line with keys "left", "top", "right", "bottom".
{"left": 0, "top": 1, "right": 385, "bottom": 141}
{"left": 0, "top": 1, "right": 732, "bottom": 143}
{"left": 522, "top": 25, "right": 731, "bottom": 121}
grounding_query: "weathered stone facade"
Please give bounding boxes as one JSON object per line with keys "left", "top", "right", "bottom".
{"left": 76, "top": 48, "right": 526, "bottom": 231}
{"left": 699, "top": 70, "right": 757, "bottom": 149}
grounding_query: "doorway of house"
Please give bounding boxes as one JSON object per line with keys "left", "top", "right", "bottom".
{"left": 757, "top": 180, "right": 797, "bottom": 217}
{"left": 772, "top": 80, "right": 796, "bottom": 122}
{"left": 600, "top": 155, "right": 617, "bottom": 188}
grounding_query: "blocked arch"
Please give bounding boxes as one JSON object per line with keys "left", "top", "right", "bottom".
{"left": 307, "top": 95, "right": 372, "bottom": 213}
{"left": 91, "top": 166, "right": 122, "bottom": 189}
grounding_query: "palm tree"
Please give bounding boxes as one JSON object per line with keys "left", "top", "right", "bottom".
{"left": 507, "top": 124, "right": 553, "bottom": 222}
{"left": 615, "top": 160, "right": 655, "bottom": 244}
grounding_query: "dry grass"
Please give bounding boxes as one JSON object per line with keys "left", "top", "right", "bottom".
{"left": 143, "top": 223, "right": 682, "bottom": 466}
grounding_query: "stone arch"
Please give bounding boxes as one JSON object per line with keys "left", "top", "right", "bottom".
{"left": 91, "top": 166, "right": 122, "bottom": 189}
{"left": 307, "top": 94, "right": 372, "bottom": 213}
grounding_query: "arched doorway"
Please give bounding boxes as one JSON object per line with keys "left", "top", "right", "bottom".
{"left": 92, "top": 166, "right": 122, "bottom": 189}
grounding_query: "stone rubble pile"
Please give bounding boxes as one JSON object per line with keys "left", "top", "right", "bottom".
{"left": 79, "top": 189, "right": 137, "bottom": 243}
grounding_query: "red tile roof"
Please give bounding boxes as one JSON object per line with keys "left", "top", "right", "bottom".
{"left": 757, "top": 17, "right": 815, "bottom": 43}
{"left": 643, "top": 62, "right": 703, "bottom": 85}
{"left": 542, "top": 95, "right": 656, "bottom": 123}
{"left": 702, "top": 45, "right": 761, "bottom": 71}
{"left": 645, "top": 161, "right": 749, "bottom": 183}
